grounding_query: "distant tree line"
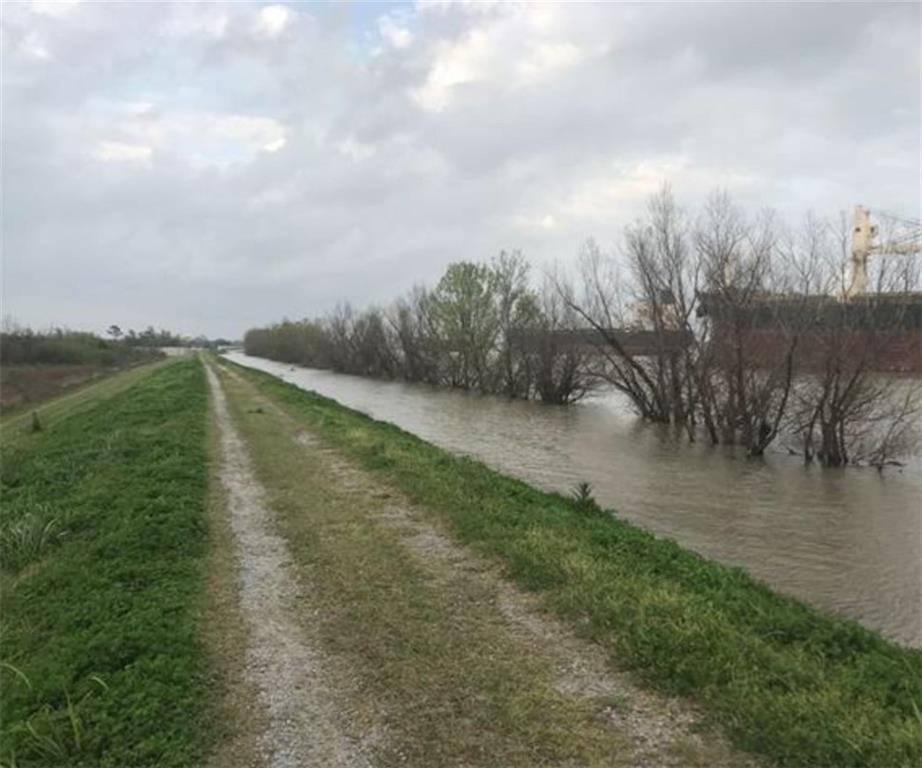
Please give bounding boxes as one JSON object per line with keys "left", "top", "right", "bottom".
{"left": 103, "top": 325, "right": 235, "bottom": 350}
{"left": 1, "top": 327, "right": 158, "bottom": 367}
{"left": 245, "top": 188, "right": 922, "bottom": 467}
{"left": 1, "top": 324, "right": 233, "bottom": 366}
{"left": 103, "top": 325, "right": 184, "bottom": 347}
{"left": 245, "top": 252, "right": 595, "bottom": 405}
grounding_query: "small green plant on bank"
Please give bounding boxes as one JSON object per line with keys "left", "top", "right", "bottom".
{"left": 0, "top": 664, "right": 108, "bottom": 767}
{"left": 571, "top": 481, "right": 602, "bottom": 515}
{"left": 0, "top": 508, "right": 66, "bottom": 572}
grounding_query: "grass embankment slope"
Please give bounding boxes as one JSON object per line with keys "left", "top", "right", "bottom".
{"left": 0, "top": 360, "right": 169, "bottom": 437}
{"left": 1, "top": 359, "right": 211, "bottom": 767}
{"left": 223, "top": 357, "right": 922, "bottom": 768}
{"left": 0, "top": 331, "right": 163, "bottom": 415}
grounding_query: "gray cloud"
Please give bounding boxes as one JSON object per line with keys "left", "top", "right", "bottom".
{"left": 3, "top": 0, "right": 919, "bottom": 337}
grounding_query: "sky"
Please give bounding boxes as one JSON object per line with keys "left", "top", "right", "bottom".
{"left": 2, "top": 0, "right": 920, "bottom": 339}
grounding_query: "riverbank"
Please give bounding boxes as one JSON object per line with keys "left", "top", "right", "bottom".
{"left": 222, "top": 355, "right": 922, "bottom": 768}
{"left": 0, "top": 359, "right": 213, "bottom": 766}
{"left": 225, "top": 351, "right": 922, "bottom": 649}
{"left": 209, "top": 359, "right": 758, "bottom": 768}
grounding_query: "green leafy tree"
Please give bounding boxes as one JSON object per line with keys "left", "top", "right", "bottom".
{"left": 429, "top": 262, "right": 501, "bottom": 391}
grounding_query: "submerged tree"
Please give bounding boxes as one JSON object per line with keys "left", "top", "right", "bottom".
{"left": 559, "top": 188, "right": 698, "bottom": 429}
{"left": 388, "top": 285, "right": 442, "bottom": 385}
{"left": 428, "top": 261, "right": 501, "bottom": 391}
{"left": 692, "top": 194, "right": 809, "bottom": 456}
{"left": 242, "top": 187, "right": 921, "bottom": 468}
{"left": 786, "top": 215, "right": 922, "bottom": 466}
{"left": 527, "top": 275, "right": 597, "bottom": 404}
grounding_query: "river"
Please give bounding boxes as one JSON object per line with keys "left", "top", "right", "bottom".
{"left": 225, "top": 352, "right": 922, "bottom": 648}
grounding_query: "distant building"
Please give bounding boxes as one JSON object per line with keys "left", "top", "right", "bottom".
{"left": 696, "top": 292, "right": 922, "bottom": 374}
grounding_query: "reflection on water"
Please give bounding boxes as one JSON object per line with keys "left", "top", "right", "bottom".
{"left": 226, "top": 352, "right": 922, "bottom": 647}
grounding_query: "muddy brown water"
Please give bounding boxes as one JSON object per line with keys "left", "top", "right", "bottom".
{"left": 225, "top": 352, "right": 922, "bottom": 648}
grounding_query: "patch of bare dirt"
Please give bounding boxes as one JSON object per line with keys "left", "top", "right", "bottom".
{"left": 1, "top": 364, "right": 105, "bottom": 412}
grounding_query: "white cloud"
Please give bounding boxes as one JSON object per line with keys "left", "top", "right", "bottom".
{"left": 263, "top": 137, "right": 286, "bottom": 153}
{"left": 411, "top": 28, "right": 492, "bottom": 111}
{"left": 87, "top": 104, "right": 287, "bottom": 167}
{"left": 162, "top": 7, "right": 228, "bottom": 40}
{"left": 126, "top": 101, "right": 156, "bottom": 117}
{"left": 29, "top": 0, "right": 80, "bottom": 19}
{"left": 417, "top": 0, "right": 511, "bottom": 16}
{"left": 92, "top": 141, "right": 153, "bottom": 164}
{"left": 379, "top": 15, "right": 413, "bottom": 50}
{"left": 255, "top": 4, "right": 292, "bottom": 39}
{"left": 411, "top": 5, "right": 594, "bottom": 111}
{"left": 511, "top": 212, "right": 558, "bottom": 231}
{"left": 561, "top": 158, "right": 764, "bottom": 223}
{"left": 336, "top": 137, "right": 376, "bottom": 161}
{"left": 20, "top": 31, "right": 50, "bottom": 59}
{"left": 517, "top": 42, "right": 582, "bottom": 83}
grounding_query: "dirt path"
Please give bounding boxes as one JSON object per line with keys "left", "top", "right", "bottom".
{"left": 290, "top": 429, "right": 735, "bottom": 768}
{"left": 208, "top": 361, "right": 760, "bottom": 768}
{"left": 206, "top": 365, "right": 371, "bottom": 768}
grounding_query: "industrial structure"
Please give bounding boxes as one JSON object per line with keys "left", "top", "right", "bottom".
{"left": 527, "top": 206, "right": 921, "bottom": 372}
{"left": 846, "top": 205, "right": 922, "bottom": 298}
{"left": 699, "top": 206, "right": 922, "bottom": 373}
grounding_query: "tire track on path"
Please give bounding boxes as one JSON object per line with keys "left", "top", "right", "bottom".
{"left": 206, "top": 363, "right": 371, "bottom": 768}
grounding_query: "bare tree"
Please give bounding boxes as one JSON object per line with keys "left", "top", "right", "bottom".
{"left": 527, "top": 274, "right": 597, "bottom": 404}
{"left": 241, "top": 190, "right": 921, "bottom": 470}
{"left": 492, "top": 251, "right": 540, "bottom": 398}
{"left": 788, "top": 213, "right": 922, "bottom": 466}
{"left": 694, "top": 193, "right": 807, "bottom": 455}
{"left": 349, "top": 307, "right": 400, "bottom": 378}
{"left": 388, "top": 285, "right": 442, "bottom": 384}
{"left": 560, "top": 188, "right": 696, "bottom": 427}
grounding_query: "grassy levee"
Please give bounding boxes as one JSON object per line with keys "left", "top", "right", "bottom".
{"left": 1, "top": 359, "right": 170, "bottom": 441}
{"left": 222, "top": 357, "right": 922, "bottom": 768}
{"left": 0, "top": 358, "right": 211, "bottom": 767}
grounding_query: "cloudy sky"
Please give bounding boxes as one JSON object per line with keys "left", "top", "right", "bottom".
{"left": 3, "top": 0, "right": 920, "bottom": 338}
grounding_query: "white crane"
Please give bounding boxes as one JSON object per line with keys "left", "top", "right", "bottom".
{"left": 846, "top": 205, "right": 922, "bottom": 298}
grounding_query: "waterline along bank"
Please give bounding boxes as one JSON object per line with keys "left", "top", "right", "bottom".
{"left": 221, "top": 356, "right": 921, "bottom": 768}
{"left": 225, "top": 352, "right": 922, "bottom": 649}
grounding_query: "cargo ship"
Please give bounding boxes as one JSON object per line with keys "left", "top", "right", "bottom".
{"left": 698, "top": 206, "right": 922, "bottom": 374}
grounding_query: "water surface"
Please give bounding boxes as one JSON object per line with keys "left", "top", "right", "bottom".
{"left": 226, "top": 352, "right": 922, "bottom": 647}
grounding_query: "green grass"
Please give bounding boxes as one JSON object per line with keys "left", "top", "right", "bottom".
{"left": 1, "top": 360, "right": 170, "bottom": 442}
{"left": 222, "top": 357, "right": 922, "bottom": 768}
{"left": 1, "top": 359, "right": 211, "bottom": 767}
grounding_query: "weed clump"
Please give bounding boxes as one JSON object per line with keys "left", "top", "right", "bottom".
{"left": 0, "top": 663, "right": 108, "bottom": 766}
{"left": 0, "top": 509, "right": 65, "bottom": 572}
{"left": 571, "top": 481, "right": 602, "bottom": 515}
